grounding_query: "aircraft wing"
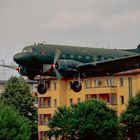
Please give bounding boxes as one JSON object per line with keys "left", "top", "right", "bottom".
{"left": 77, "top": 55, "right": 140, "bottom": 75}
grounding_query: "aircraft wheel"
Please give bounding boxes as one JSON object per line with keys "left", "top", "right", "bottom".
{"left": 71, "top": 81, "right": 82, "bottom": 93}
{"left": 37, "top": 83, "right": 47, "bottom": 94}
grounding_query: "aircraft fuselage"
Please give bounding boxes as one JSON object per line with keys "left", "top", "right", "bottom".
{"left": 13, "top": 43, "right": 140, "bottom": 78}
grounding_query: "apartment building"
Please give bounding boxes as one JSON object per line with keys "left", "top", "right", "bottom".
{"left": 38, "top": 68, "right": 140, "bottom": 140}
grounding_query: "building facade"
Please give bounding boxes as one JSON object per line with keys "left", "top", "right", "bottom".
{"left": 38, "top": 69, "right": 140, "bottom": 140}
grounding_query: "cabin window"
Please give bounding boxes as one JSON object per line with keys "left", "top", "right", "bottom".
{"left": 47, "top": 54, "right": 52, "bottom": 60}
{"left": 22, "top": 47, "right": 32, "bottom": 53}
{"left": 78, "top": 55, "right": 82, "bottom": 59}
{"left": 41, "top": 50, "right": 45, "bottom": 56}
{"left": 97, "top": 55, "right": 102, "bottom": 61}
{"left": 93, "top": 56, "right": 97, "bottom": 61}
{"left": 32, "top": 48, "right": 38, "bottom": 55}
{"left": 101, "top": 56, "right": 105, "bottom": 61}
{"left": 62, "top": 54, "right": 66, "bottom": 58}
{"left": 85, "top": 56, "right": 90, "bottom": 60}
{"left": 70, "top": 54, "right": 74, "bottom": 58}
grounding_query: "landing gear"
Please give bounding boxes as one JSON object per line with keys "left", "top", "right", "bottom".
{"left": 37, "top": 81, "right": 47, "bottom": 94}
{"left": 71, "top": 81, "right": 82, "bottom": 92}
{"left": 71, "top": 73, "right": 82, "bottom": 93}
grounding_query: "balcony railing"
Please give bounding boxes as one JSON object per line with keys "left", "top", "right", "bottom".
{"left": 85, "top": 86, "right": 117, "bottom": 94}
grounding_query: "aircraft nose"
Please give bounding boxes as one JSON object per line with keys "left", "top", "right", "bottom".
{"left": 13, "top": 52, "right": 32, "bottom": 64}
{"left": 13, "top": 53, "right": 23, "bottom": 63}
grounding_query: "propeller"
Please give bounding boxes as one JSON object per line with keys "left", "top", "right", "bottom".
{"left": 43, "top": 49, "right": 62, "bottom": 79}
{"left": 0, "top": 63, "right": 22, "bottom": 77}
{"left": 0, "top": 64, "right": 17, "bottom": 70}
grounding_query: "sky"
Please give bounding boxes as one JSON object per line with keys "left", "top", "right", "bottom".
{"left": 0, "top": 0, "right": 140, "bottom": 80}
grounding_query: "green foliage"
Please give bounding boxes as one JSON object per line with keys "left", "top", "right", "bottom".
{"left": 0, "top": 103, "right": 31, "bottom": 140}
{"left": 0, "top": 76, "right": 37, "bottom": 138}
{"left": 49, "top": 100, "right": 119, "bottom": 140}
{"left": 120, "top": 92, "right": 140, "bottom": 140}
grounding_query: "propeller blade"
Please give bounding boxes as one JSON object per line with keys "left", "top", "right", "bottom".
{"left": 54, "top": 68, "right": 62, "bottom": 80}
{"left": 0, "top": 64, "right": 17, "bottom": 70}
{"left": 53, "top": 49, "right": 61, "bottom": 64}
{"left": 43, "top": 64, "right": 51, "bottom": 73}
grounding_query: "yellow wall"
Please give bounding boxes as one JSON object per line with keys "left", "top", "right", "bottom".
{"left": 38, "top": 72, "right": 140, "bottom": 139}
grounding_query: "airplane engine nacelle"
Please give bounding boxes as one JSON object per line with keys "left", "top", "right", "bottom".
{"left": 56, "top": 60, "right": 80, "bottom": 71}
{"left": 19, "top": 67, "right": 28, "bottom": 76}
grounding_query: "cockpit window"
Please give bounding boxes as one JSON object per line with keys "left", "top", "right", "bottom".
{"left": 22, "top": 47, "right": 32, "bottom": 53}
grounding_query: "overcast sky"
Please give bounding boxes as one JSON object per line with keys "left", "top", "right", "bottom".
{"left": 0, "top": 0, "right": 140, "bottom": 80}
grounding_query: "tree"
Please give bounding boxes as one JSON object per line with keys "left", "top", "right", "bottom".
{"left": 0, "top": 76, "right": 37, "bottom": 139}
{"left": 120, "top": 92, "right": 140, "bottom": 140}
{"left": 49, "top": 100, "right": 119, "bottom": 140}
{"left": 0, "top": 103, "right": 31, "bottom": 140}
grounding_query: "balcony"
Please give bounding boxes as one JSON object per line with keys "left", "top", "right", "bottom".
{"left": 38, "top": 125, "right": 50, "bottom": 131}
{"left": 38, "top": 108, "right": 56, "bottom": 114}
{"left": 108, "top": 104, "right": 118, "bottom": 111}
{"left": 85, "top": 86, "right": 117, "bottom": 94}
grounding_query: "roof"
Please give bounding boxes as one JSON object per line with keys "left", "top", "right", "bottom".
{"left": 115, "top": 68, "right": 140, "bottom": 76}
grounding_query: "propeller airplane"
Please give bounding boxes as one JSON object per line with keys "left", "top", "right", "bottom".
{"left": 1, "top": 43, "right": 140, "bottom": 94}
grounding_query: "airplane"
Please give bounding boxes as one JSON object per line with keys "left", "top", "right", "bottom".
{"left": 1, "top": 43, "right": 140, "bottom": 94}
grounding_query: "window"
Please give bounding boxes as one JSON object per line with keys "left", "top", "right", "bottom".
{"left": 85, "top": 56, "right": 90, "bottom": 59}
{"left": 62, "top": 54, "right": 66, "bottom": 58}
{"left": 78, "top": 55, "right": 82, "bottom": 59}
{"left": 97, "top": 55, "right": 102, "bottom": 61}
{"left": 53, "top": 82, "right": 57, "bottom": 90}
{"left": 40, "top": 131, "right": 47, "bottom": 140}
{"left": 41, "top": 50, "right": 45, "bottom": 56}
{"left": 69, "top": 99, "right": 73, "bottom": 106}
{"left": 41, "top": 131, "right": 45, "bottom": 140}
{"left": 93, "top": 56, "right": 97, "bottom": 61}
{"left": 120, "top": 96, "right": 124, "bottom": 104}
{"left": 94, "top": 79, "right": 102, "bottom": 87}
{"left": 101, "top": 56, "right": 105, "bottom": 60}
{"left": 110, "top": 94, "right": 117, "bottom": 104}
{"left": 32, "top": 48, "right": 38, "bottom": 56}
{"left": 70, "top": 54, "right": 74, "bottom": 58}
{"left": 40, "top": 97, "right": 44, "bottom": 107}
{"left": 85, "top": 79, "right": 91, "bottom": 88}
{"left": 77, "top": 98, "right": 81, "bottom": 103}
{"left": 106, "top": 78, "right": 115, "bottom": 86}
{"left": 47, "top": 81, "right": 51, "bottom": 90}
{"left": 120, "top": 78, "right": 124, "bottom": 87}
{"left": 40, "top": 114, "right": 44, "bottom": 125}
{"left": 54, "top": 99, "right": 57, "bottom": 108}
{"left": 128, "top": 77, "right": 132, "bottom": 98}
{"left": 47, "top": 117, "right": 51, "bottom": 124}
{"left": 48, "top": 99, "right": 51, "bottom": 108}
